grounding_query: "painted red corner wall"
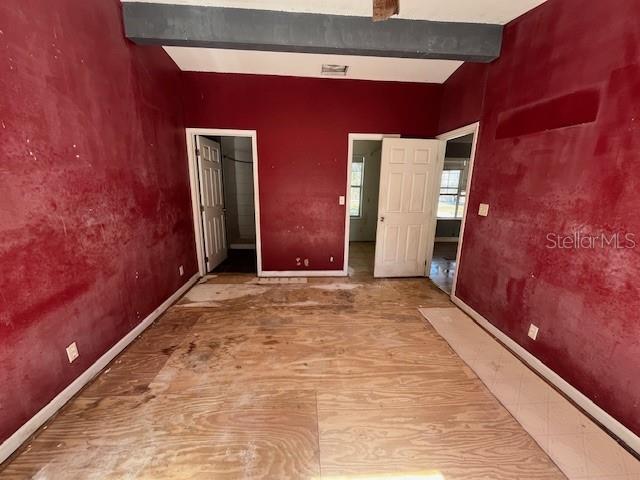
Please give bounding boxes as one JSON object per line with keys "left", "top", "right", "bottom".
{"left": 181, "top": 73, "right": 442, "bottom": 271}
{"left": 438, "top": 62, "right": 488, "bottom": 134}
{"left": 444, "top": 0, "right": 640, "bottom": 435}
{"left": 0, "top": 0, "right": 197, "bottom": 443}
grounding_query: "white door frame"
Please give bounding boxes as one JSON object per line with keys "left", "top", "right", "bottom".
{"left": 186, "top": 128, "right": 262, "bottom": 277}
{"left": 435, "top": 122, "right": 480, "bottom": 298}
{"left": 344, "top": 133, "right": 400, "bottom": 275}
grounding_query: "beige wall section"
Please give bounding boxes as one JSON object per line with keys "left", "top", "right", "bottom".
{"left": 349, "top": 140, "right": 382, "bottom": 242}
{"left": 220, "top": 136, "right": 256, "bottom": 246}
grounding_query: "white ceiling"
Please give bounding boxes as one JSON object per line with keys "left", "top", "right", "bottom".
{"left": 128, "top": 0, "right": 548, "bottom": 83}
{"left": 165, "top": 47, "right": 463, "bottom": 83}
{"left": 123, "top": 0, "right": 547, "bottom": 25}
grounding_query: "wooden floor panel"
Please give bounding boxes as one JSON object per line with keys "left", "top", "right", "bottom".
{"left": 3, "top": 391, "right": 320, "bottom": 479}
{"left": 1, "top": 244, "right": 565, "bottom": 479}
{"left": 318, "top": 398, "right": 561, "bottom": 479}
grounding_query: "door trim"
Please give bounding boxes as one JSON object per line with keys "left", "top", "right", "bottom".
{"left": 436, "top": 122, "right": 480, "bottom": 298}
{"left": 186, "top": 128, "right": 262, "bottom": 276}
{"left": 344, "top": 133, "right": 400, "bottom": 275}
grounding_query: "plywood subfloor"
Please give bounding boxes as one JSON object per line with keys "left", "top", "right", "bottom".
{"left": 1, "top": 270, "right": 565, "bottom": 479}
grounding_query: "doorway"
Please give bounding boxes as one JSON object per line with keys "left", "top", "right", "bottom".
{"left": 186, "top": 129, "right": 262, "bottom": 276}
{"left": 347, "top": 138, "right": 383, "bottom": 277}
{"left": 345, "top": 134, "right": 445, "bottom": 279}
{"left": 432, "top": 123, "right": 480, "bottom": 295}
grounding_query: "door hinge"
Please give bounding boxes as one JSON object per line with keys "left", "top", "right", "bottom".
{"left": 195, "top": 148, "right": 201, "bottom": 157}
{"left": 200, "top": 205, "right": 205, "bottom": 212}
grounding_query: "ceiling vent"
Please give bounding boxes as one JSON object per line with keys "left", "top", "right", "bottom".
{"left": 321, "top": 64, "right": 349, "bottom": 76}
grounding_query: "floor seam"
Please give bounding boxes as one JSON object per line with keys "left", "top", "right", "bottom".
{"left": 315, "top": 390, "right": 322, "bottom": 478}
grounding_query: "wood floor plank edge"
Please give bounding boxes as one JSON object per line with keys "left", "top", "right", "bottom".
{"left": 0, "top": 273, "right": 200, "bottom": 465}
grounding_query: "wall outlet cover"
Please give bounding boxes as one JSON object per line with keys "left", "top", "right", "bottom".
{"left": 66, "top": 342, "right": 79, "bottom": 363}
{"left": 528, "top": 324, "right": 539, "bottom": 340}
{"left": 179, "top": 265, "right": 184, "bottom": 276}
{"left": 478, "top": 203, "right": 490, "bottom": 217}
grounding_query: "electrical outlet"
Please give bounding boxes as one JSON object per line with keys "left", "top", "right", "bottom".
{"left": 528, "top": 324, "right": 539, "bottom": 341}
{"left": 66, "top": 342, "right": 79, "bottom": 363}
{"left": 478, "top": 203, "right": 490, "bottom": 217}
{"left": 179, "top": 265, "right": 184, "bottom": 276}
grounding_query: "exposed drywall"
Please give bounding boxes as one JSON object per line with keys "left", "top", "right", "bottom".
{"left": 0, "top": 0, "right": 196, "bottom": 445}
{"left": 349, "top": 140, "right": 382, "bottom": 242}
{"left": 182, "top": 73, "right": 442, "bottom": 271}
{"left": 441, "top": 0, "right": 640, "bottom": 436}
{"left": 218, "top": 136, "right": 255, "bottom": 245}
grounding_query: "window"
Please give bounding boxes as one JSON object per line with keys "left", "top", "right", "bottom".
{"left": 437, "top": 168, "right": 466, "bottom": 219}
{"left": 350, "top": 156, "right": 365, "bottom": 217}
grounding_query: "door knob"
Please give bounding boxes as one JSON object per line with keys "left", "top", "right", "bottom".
{"left": 380, "top": 216, "right": 385, "bottom": 222}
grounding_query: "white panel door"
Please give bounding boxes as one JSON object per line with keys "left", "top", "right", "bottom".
{"left": 197, "top": 136, "right": 227, "bottom": 272}
{"left": 374, "top": 138, "right": 444, "bottom": 278}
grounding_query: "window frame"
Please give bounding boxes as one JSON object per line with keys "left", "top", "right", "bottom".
{"left": 437, "top": 167, "right": 466, "bottom": 220}
{"left": 349, "top": 155, "right": 366, "bottom": 218}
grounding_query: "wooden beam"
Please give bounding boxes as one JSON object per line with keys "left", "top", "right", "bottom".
{"left": 122, "top": 3, "right": 503, "bottom": 63}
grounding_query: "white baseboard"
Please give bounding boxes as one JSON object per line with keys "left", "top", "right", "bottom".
{"left": 451, "top": 294, "right": 640, "bottom": 455}
{"left": 229, "top": 243, "right": 256, "bottom": 250}
{"left": 0, "top": 273, "right": 199, "bottom": 465}
{"left": 260, "top": 270, "right": 347, "bottom": 278}
{"left": 434, "top": 237, "right": 459, "bottom": 243}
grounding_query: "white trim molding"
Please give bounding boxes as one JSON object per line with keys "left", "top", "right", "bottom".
{"left": 229, "top": 243, "right": 256, "bottom": 250}
{"left": 434, "top": 236, "right": 459, "bottom": 243}
{"left": 185, "top": 128, "right": 262, "bottom": 276}
{"left": 451, "top": 294, "right": 640, "bottom": 456}
{"left": 0, "top": 273, "right": 200, "bottom": 465}
{"left": 261, "top": 270, "right": 345, "bottom": 278}
{"left": 436, "top": 122, "right": 480, "bottom": 298}
{"left": 344, "top": 133, "right": 400, "bottom": 276}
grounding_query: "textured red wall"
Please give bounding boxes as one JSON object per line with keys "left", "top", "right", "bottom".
{"left": 0, "top": 0, "right": 197, "bottom": 443}
{"left": 438, "top": 62, "right": 488, "bottom": 134}
{"left": 447, "top": 0, "right": 640, "bottom": 435}
{"left": 182, "top": 73, "right": 442, "bottom": 271}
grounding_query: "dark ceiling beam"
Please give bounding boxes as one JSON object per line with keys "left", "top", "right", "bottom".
{"left": 122, "top": 3, "right": 503, "bottom": 63}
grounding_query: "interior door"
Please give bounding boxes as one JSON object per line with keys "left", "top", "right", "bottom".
{"left": 374, "top": 138, "right": 444, "bottom": 278}
{"left": 196, "top": 136, "right": 227, "bottom": 272}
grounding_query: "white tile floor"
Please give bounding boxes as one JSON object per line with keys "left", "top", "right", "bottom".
{"left": 419, "top": 307, "right": 640, "bottom": 480}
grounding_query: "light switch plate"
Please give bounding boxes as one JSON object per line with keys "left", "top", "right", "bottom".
{"left": 339, "top": 195, "right": 346, "bottom": 205}
{"left": 528, "top": 324, "right": 539, "bottom": 341}
{"left": 66, "top": 342, "right": 79, "bottom": 363}
{"left": 478, "top": 203, "right": 490, "bottom": 217}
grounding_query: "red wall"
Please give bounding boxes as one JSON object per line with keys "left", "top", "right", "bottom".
{"left": 182, "top": 73, "right": 442, "bottom": 271}
{"left": 438, "top": 62, "right": 488, "bottom": 134}
{"left": 0, "top": 0, "right": 197, "bottom": 443}
{"left": 443, "top": 0, "right": 640, "bottom": 435}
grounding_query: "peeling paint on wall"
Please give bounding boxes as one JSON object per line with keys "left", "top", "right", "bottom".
{"left": 181, "top": 72, "right": 442, "bottom": 272}
{"left": 0, "top": 0, "right": 196, "bottom": 443}
{"left": 440, "top": 0, "right": 640, "bottom": 436}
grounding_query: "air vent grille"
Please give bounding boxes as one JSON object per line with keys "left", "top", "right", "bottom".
{"left": 321, "top": 64, "right": 349, "bottom": 76}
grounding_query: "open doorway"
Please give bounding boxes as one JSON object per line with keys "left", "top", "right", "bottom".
{"left": 345, "top": 134, "right": 445, "bottom": 279}
{"left": 186, "top": 129, "right": 261, "bottom": 276}
{"left": 432, "top": 123, "right": 479, "bottom": 294}
{"left": 347, "top": 138, "right": 383, "bottom": 277}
